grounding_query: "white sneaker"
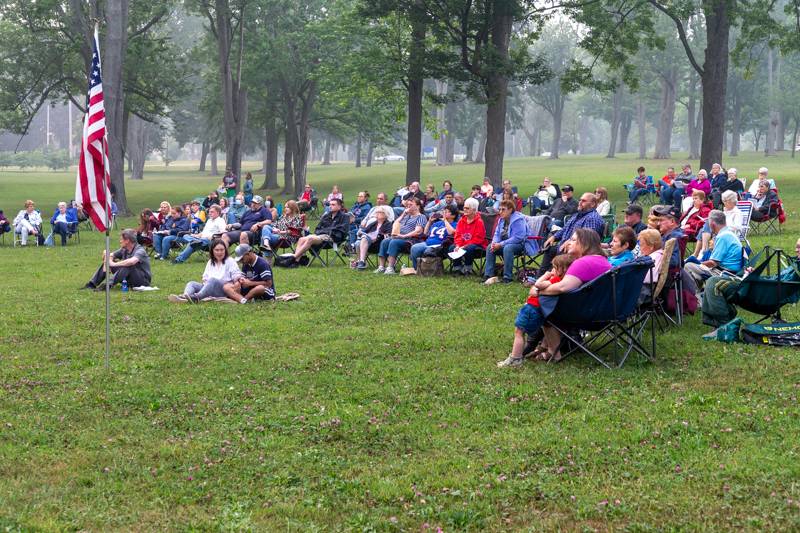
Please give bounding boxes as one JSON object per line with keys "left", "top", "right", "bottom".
{"left": 497, "top": 354, "right": 524, "bottom": 368}
{"left": 384, "top": 266, "right": 396, "bottom": 275}
{"left": 240, "top": 297, "right": 248, "bottom": 304}
{"left": 373, "top": 266, "right": 385, "bottom": 274}
{"left": 168, "top": 294, "right": 188, "bottom": 303}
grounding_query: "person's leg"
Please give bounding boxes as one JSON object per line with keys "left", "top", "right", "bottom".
{"left": 195, "top": 278, "right": 227, "bottom": 300}
{"left": 161, "top": 235, "right": 176, "bottom": 258}
{"left": 359, "top": 236, "right": 372, "bottom": 262}
{"left": 501, "top": 243, "right": 524, "bottom": 281}
{"left": 242, "top": 285, "right": 266, "bottom": 301}
{"left": 349, "top": 224, "right": 358, "bottom": 245}
{"left": 87, "top": 264, "right": 107, "bottom": 288}
{"left": 377, "top": 238, "right": 392, "bottom": 269}
{"left": 53, "top": 222, "right": 67, "bottom": 245}
{"left": 17, "top": 224, "right": 29, "bottom": 245}
{"left": 294, "top": 235, "right": 320, "bottom": 259}
{"left": 183, "top": 281, "right": 203, "bottom": 299}
{"left": 223, "top": 281, "right": 244, "bottom": 302}
{"left": 386, "top": 239, "right": 409, "bottom": 269}
{"left": 260, "top": 225, "right": 274, "bottom": 247}
{"left": 152, "top": 233, "right": 164, "bottom": 256}
{"left": 463, "top": 244, "right": 481, "bottom": 271}
{"left": 484, "top": 246, "right": 497, "bottom": 278}
{"left": 409, "top": 242, "right": 427, "bottom": 269}
{"left": 684, "top": 262, "right": 710, "bottom": 289}
{"left": 174, "top": 238, "right": 201, "bottom": 263}
{"left": 511, "top": 327, "right": 527, "bottom": 358}
{"left": 116, "top": 266, "right": 149, "bottom": 288}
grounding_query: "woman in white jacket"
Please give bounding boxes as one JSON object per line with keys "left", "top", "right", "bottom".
{"left": 13, "top": 200, "right": 42, "bottom": 245}
{"left": 169, "top": 239, "right": 243, "bottom": 303}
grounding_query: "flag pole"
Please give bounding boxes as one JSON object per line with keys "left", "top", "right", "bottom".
{"left": 95, "top": 22, "right": 111, "bottom": 371}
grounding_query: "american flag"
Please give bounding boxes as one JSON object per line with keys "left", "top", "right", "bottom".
{"left": 75, "top": 27, "right": 112, "bottom": 232}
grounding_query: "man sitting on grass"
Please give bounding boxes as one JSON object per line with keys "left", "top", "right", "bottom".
{"left": 290, "top": 198, "right": 349, "bottom": 264}
{"left": 82, "top": 229, "right": 151, "bottom": 290}
{"left": 224, "top": 244, "right": 275, "bottom": 303}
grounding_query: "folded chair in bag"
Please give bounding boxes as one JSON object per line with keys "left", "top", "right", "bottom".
{"left": 542, "top": 258, "right": 655, "bottom": 368}
{"left": 728, "top": 246, "right": 800, "bottom": 323}
{"left": 514, "top": 214, "right": 551, "bottom": 277}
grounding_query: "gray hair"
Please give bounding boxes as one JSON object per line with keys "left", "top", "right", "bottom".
{"left": 57, "top": 201, "right": 67, "bottom": 208}
{"left": 721, "top": 190, "right": 738, "bottom": 204}
{"left": 464, "top": 197, "right": 479, "bottom": 211}
{"left": 727, "top": 167, "right": 737, "bottom": 176}
{"left": 708, "top": 210, "right": 726, "bottom": 227}
{"left": 121, "top": 229, "right": 137, "bottom": 243}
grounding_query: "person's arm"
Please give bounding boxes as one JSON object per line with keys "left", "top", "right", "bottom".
{"left": 109, "top": 250, "right": 141, "bottom": 269}
{"left": 50, "top": 212, "right": 57, "bottom": 224}
{"left": 391, "top": 215, "right": 403, "bottom": 236}
{"left": 539, "top": 274, "right": 583, "bottom": 295}
{"left": 443, "top": 218, "right": 456, "bottom": 235}
{"left": 499, "top": 217, "right": 526, "bottom": 246}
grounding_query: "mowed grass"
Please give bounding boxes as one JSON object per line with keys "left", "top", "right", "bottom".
{"left": 1, "top": 153, "right": 800, "bottom": 530}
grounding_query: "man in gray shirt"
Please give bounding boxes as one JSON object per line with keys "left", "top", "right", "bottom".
{"left": 83, "top": 229, "right": 152, "bottom": 289}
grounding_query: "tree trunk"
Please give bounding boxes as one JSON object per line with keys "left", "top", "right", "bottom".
{"left": 464, "top": 129, "right": 475, "bottom": 161}
{"left": 290, "top": 81, "right": 316, "bottom": 196}
{"left": 579, "top": 115, "right": 588, "bottom": 155}
{"left": 282, "top": 141, "right": 293, "bottom": 195}
{"left": 355, "top": 131, "right": 362, "bottom": 168}
{"left": 475, "top": 130, "right": 486, "bottom": 164}
{"left": 199, "top": 142, "right": 209, "bottom": 171}
{"left": 260, "top": 119, "right": 279, "bottom": 189}
{"left": 687, "top": 77, "right": 701, "bottom": 160}
{"left": 103, "top": 0, "right": 130, "bottom": 214}
{"left": 323, "top": 135, "right": 332, "bottom": 165}
{"left": 127, "top": 114, "right": 147, "bottom": 180}
{"left": 549, "top": 101, "right": 563, "bottom": 159}
{"left": 753, "top": 130, "right": 762, "bottom": 152}
{"left": 730, "top": 86, "right": 741, "bottom": 156}
{"left": 445, "top": 99, "right": 456, "bottom": 163}
{"left": 765, "top": 48, "right": 778, "bottom": 156}
{"left": 214, "top": 0, "right": 248, "bottom": 182}
{"left": 618, "top": 110, "right": 632, "bottom": 153}
{"left": 210, "top": 149, "right": 218, "bottom": 175}
{"left": 698, "top": 0, "right": 730, "bottom": 171}
{"left": 405, "top": 10, "right": 425, "bottom": 184}
{"left": 483, "top": 11, "right": 512, "bottom": 188}
{"left": 436, "top": 80, "right": 448, "bottom": 165}
{"left": 637, "top": 95, "right": 647, "bottom": 159}
{"left": 366, "top": 139, "right": 374, "bottom": 167}
{"left": 776, "top": 54, "right": 785, "bottom": 151}
{"left": 791, "top": 117, "right": 799, "bottom": 159}
{"left": 606, "top": 84, "right": 623, "bottom": 158}
{"left": 654, "top": 68, "right": 676, "bottom": 159}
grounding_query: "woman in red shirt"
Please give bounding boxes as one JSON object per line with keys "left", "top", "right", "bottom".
{"left": 450, "top": 197, "right": 486, "bottom": 275}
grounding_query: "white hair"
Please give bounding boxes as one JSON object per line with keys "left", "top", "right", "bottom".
{"left": 464, "top": 197, "right": 479, "bottom": 211}
{"left": 721, "top": 190, "right": 738, "bottom": 204}
{"left": 727, "top": 167, "right": 737, "bottom": 175}
{"left": 57, "top": 201, "right": 67, "bottom": 208}
{"left": 759, "top": 167, "right": 769, "bottom": 175}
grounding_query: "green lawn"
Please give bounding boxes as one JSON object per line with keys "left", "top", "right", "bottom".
{"left": 1, "top": 153, "right": 800, "bottom": 530}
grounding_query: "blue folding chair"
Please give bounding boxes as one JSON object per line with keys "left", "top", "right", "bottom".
{"left": 541, "top": 258, "right": 655, "bottom": 368}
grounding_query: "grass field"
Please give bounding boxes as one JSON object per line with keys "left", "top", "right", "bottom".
{"left": 1, "top": 152, "right": 800, "bottom": 530}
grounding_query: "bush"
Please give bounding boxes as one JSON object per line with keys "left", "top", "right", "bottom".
{"left": 44, "top": 149, "right": 71, "bottom": 171}
{"left": 13, "top": 150, "right": 45, "bottom": 170}
{"left": 0, "top": 151, "right": 12, "bottom": 169}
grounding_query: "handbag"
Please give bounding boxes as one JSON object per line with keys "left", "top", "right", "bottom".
{"left": 417, "top": 256, "right": 444, "bottom": 276}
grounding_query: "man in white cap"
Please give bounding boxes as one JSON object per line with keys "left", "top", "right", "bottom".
{"left": 225, "top": 244, "right": 275, "bottom": 303}
{"left": 221, "top": 195, "right": 272, "bottom": 247}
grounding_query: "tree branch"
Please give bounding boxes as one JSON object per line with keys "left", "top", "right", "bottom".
{"left": 129, "top": 8, "right": 169, "bottom": 40}
{"left": 647, "top": 0, "right": 704, "bottom": 76}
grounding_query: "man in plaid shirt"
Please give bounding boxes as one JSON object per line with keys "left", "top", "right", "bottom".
{"left": 537, "top": 192, "right": 606, "bottom": 274}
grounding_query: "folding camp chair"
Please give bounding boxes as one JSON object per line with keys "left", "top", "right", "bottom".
{"left": 308, "top": 238, "right": 348, "bottom": 267}
{"left": 542, "top": 258, "right": 656, "bottom": 368}
{"left": 624, "top": 176, "right": 658, "bottom": 206}
{"left": 750, "top": 199, "right": 783, "bottom": 236}
{"left": 727, "top": 246, "right": 800, "bottom": 323}
{"left": 641, "top": 238, "right": 677, "bottom": 330}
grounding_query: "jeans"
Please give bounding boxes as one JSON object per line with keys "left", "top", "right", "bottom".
{"left": 52, "top": 221, "right": 70, "bottom": 245}
{"left": 349, "top": 223, "right": 360, "bottom": 245}
{"left": 153, "top": 233, "right": 179, "bottom": 258}
{"left": 484, "top": 242, "right": 523, "bottom": 280}
{"left": 183, "top": 278, "right": 227, "bottom": 301}
{"left": 175, "top": 236, "right": 209, "bottom": 263}
{"left": 660, "top": 186, "right": 674, "bottom": 204}
{"left": 379, "top": 238, "right": 411, "bottom": 259}
{"left": 260, "top": 226, "right": 281, "bottom": 249}
{"left": 410, "top": 242, "right": 436, "bottom": 268}
{"left": 629, "top": 188, "right": 649, "bottom": 202}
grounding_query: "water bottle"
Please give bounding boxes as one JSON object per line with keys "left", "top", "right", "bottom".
{"left": 121, "top": 279, "right": 128, "bottom": 292}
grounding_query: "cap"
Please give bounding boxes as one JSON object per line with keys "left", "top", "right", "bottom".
{"left": 561, "top": 185, "right": 574, "bottom": 193}
{"left": 251, "top": 195, "right": 263, "bottom": 204}
{"left": 654, "top": 205, "right": 681, "bottom": 220}
{"left": 234, "top": 244, "right": 252, "bottom": 261}
{"left": 624, "top": 204, "right": 643, "bottom": 216}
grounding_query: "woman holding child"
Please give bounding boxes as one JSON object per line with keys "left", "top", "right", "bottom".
{"left": 498, "top": 228, "right": 611, "bottom": 367}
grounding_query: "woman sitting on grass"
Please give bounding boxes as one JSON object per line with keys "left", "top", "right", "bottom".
{"left": 169, "top": 239, "right": 243, "bottom": 303}
{"left": 498, "top": 228, "right": 611, "bottom": 367}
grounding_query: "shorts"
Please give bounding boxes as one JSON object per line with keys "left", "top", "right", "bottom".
{"left": 514, "top": 303, "right": 545, "bottom": 335}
